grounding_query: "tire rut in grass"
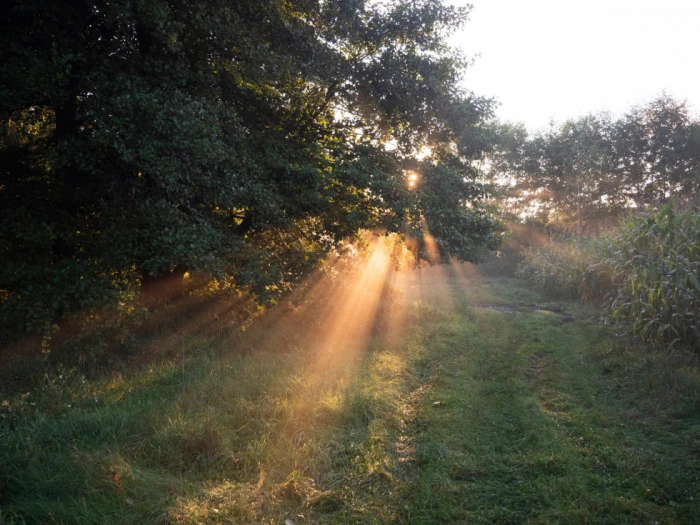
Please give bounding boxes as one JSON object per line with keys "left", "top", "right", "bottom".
{"left": 393, "top": 368, "right": 440, "bottom": 481}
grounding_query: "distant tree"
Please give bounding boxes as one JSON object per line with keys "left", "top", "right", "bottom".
{"left": 490, "top": 95, "right": 700, "bottom": 233}
{"left": 612, "top": 94, "right": 700, "bottom": 207}
{"left": 489, "top": 114, "right": 619, "bottom": 233}
{"left": 0, "top": 0, "right": 502, "bottom": 332}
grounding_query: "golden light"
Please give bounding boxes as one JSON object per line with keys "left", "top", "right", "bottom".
{"left": 420, "top": 218, "right": 440, "bottom": 265}
{"left": 171, "top": 231, "right": 490, "bottom": 520}
{"left": 405, "top": 171, "right": 419, "bottom": 189}
{"left": 309, "top": 237, "right": 393, "bottom": 366}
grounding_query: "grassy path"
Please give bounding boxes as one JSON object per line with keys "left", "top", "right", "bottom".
{"left": 396, "top": 276, "right": 700, "bottom": 524}
{"left": 1, "top": 274, "right": 699, "bottom": 523}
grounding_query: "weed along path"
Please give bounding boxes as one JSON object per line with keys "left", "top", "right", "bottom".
{"left": 1, "top": 272, "right": 699, "bottom": 523}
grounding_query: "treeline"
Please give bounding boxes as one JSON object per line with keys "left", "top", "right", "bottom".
{"left": 491, "top": 94, "right": 700, "bottom": 232}
{"left": 0, "top": 0, "right": 503, "bottom": 336}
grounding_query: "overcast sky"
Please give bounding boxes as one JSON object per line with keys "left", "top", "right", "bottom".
{"left": 452, "top": 0, "right": 700, "bottom": 130}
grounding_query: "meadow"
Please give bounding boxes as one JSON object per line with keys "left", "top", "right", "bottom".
{"left": 2, "top": 258, "right": 698, "bottom": 524}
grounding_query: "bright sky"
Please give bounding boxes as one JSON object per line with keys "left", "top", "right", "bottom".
{"left": 453, "top": 0, "right": 700, "bottom": 130}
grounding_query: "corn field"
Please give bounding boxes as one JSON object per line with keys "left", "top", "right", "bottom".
{"left": 518, "top": 204, "right": 700, "bottom": 352}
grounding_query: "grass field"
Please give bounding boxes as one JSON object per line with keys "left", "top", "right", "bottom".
{"left": 1, "top": 265, "right": 699, "bottom": 524}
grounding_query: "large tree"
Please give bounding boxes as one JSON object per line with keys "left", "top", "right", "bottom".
{"left": 1, "top": 0, "right": 501, "bottom": 332}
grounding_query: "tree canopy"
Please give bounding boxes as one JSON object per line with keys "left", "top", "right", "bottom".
{"left": 1, "top": 0, "right": 502, "bottom": 332}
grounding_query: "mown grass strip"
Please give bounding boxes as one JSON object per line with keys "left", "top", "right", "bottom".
{"left": 399, "top": 278, "right": 700, "bottom": 524}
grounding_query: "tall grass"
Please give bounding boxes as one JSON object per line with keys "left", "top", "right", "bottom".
{"left": 515, "top": 241, "right": 601, "bottom": 300}
{"left": 518, "top": 203, "right": 700, "bottom": 352}
{"left": 0, "top": 299, "right": 428, "bottom": 523}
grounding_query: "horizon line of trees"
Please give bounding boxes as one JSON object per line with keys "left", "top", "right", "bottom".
{"left": 490, "top": 94, "right": 700, "bottom": 233}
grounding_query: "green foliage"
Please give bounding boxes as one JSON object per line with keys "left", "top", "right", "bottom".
{"left": 518, "top": 204, "right": 700, "bottom": 352}
{"left": 608, "top": 204, "right": 700, "bottom": 350}
{"left": 0, "top": 0, "right": 502, "bottom": 337}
